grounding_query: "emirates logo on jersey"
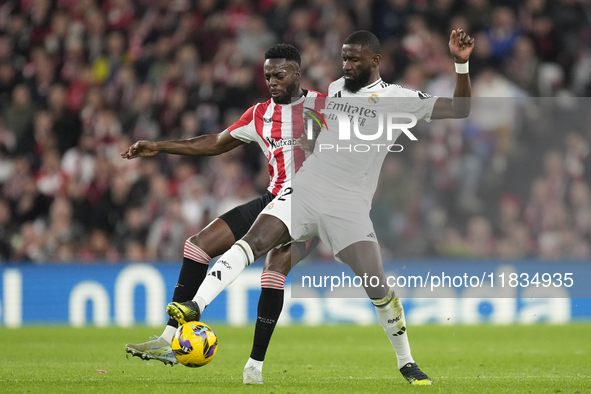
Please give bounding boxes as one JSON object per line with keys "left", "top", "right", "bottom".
{"left": 265, "top": 137, "right": 297, "bottom": 149}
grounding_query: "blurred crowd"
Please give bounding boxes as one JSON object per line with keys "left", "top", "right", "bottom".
{"left": 0, "top": 0, "right": 590, "bottom": 263}
{"left": 369, "top": 97, "right": 591, "bottom": 261}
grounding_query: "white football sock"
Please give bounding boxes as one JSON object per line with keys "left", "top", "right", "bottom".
{"left": 193, "top": 240, "right": 254, "bottom": 307}
{"left": 372, "top": 290, "right": 415, "bottom": 369}
{"left": 194, "top": 296, "right": 206, "bottom": 314}
{"left": 161, "top": 324, "right": 177, "bottom": 344}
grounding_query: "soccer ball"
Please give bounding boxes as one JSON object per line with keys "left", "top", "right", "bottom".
{"left": 171, "top": 321, "right": 218, "bottom": 367}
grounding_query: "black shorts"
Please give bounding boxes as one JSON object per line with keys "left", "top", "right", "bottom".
{"left": 219, "top": 191, "right": 275, "bottom": 241}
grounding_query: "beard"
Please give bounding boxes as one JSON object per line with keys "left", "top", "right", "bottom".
{"left": 273, "top": 80, "right": 299, "bottom": 104}
{"left": 343, "top": 68, "right": 371, "bottom": 93}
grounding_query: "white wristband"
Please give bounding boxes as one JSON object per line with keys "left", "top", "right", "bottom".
{"left": 455, "top": 61, "right": 469, "bottom": 74}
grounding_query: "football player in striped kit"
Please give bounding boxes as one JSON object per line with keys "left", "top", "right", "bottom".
{"left": 122, "top": 44, "right": 324, "bottom": 366}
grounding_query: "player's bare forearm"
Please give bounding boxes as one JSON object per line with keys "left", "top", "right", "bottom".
{"left": 157, "top": 135, "right": 235, "bottom": 156}
{"left": 120, "top": 131, "right": 243, "bottom": 159}
{"left": 431, "top": 82, "right": 471, "bottom": 119}
{"left": 432, "top": 28, "right": 474, "bottom": 119}
{"left": 120, "top": 138, "right": 216, "bottom": 159}
{"left": 451, "top": 72, "right": 471, "bottom": 117}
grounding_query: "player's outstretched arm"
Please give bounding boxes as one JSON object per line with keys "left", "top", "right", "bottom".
{"left": 120, "top": 129, "right": 244, "bottom": 159}
{"left": 431, "top": 28, "right": 475, "bottom": 119}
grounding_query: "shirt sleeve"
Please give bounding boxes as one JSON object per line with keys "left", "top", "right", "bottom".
{"left": 395, "top": 86, "right": 438, "bottom": 122}
{"left": 228, "top": 105, "right": 257, "bottom": 143}
{"left": 327, "top": 78, "right": 344, "bottom": 97}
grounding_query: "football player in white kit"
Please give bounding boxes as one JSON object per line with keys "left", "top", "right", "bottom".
{"left": 168, "top": 29, "right": 474, "bottom": 385}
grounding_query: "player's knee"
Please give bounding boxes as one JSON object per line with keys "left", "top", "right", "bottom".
{"left": 183, "top": 236, "right": 212, "bottom": 264}
{"left": 187, "top": 234, "right": 199, "bottom": 247}
{"left": 191, "top": 231, "right": 215, "bottom": 251}
{"left": 187, "top": 233, "right": 208, "bottom": 255}
{"left": 242, "top": 234, "right": 271, "bottom": 259}
{"left": 191, "top": 219, "right": 227, "bottom": 248}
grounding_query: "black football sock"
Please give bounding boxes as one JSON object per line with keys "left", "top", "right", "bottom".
{"left": 250, "top": 271, "right": 287, "bottom": 361}
{"left": 166, "top": 257, "right": 210, "bottom": 328}
{"left": 250, "top": 287, "right": 285, "bottom": 361}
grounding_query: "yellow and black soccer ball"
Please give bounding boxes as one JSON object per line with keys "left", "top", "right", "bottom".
{"left": 171, "top": 321, "right": 218, "bottom": 367}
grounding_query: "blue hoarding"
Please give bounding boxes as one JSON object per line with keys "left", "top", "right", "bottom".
{"left": 0, "top": 260, "right": 589, "bottom": 327}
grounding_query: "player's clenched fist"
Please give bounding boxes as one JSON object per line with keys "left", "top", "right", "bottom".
{"left": 448, "top": 28, "right": 474, "bottom": 63}
{"left": 120, "top": 140, "right": 158, "bottom": 159}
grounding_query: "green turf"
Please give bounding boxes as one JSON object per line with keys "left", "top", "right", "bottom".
{"left": 0, "top": 324, "right": 589, "bottom": 393}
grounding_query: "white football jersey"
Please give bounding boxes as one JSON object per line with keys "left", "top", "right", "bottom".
{"left": 296, "top": 77, "right": 437, "bottom": 203}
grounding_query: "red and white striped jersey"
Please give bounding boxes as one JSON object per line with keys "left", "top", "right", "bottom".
{"left": 228, "top": 90, "right": 326, "bottom": 195}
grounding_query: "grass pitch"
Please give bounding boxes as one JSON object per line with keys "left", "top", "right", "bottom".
{"left": 0, "top": 324, "right": 589, "bottom": 393}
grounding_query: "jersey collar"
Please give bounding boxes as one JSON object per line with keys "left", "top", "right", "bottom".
{"left": 360, "top": 78, "right": 383, "bottom": 91}
{"left": 288, "top": 89, "right": 310, "bottom": 106}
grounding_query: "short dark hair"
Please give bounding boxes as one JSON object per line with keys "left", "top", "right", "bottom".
{"left": 343, "top": 31, "right": 381, "bottom": 55}
{"left": 265, "top": 43, "right": 301, "bottom": 66}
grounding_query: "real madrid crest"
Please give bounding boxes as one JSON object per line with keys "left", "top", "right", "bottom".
{"left": 266, "top": 202, "right": 275, "bottom": 210}
{"left": 368, "top": 93, "right": 379, "bottom": 104}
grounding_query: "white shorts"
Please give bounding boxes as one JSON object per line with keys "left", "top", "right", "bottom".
{"left": 261, "top": 180, "right": 378, "bottom": 256}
